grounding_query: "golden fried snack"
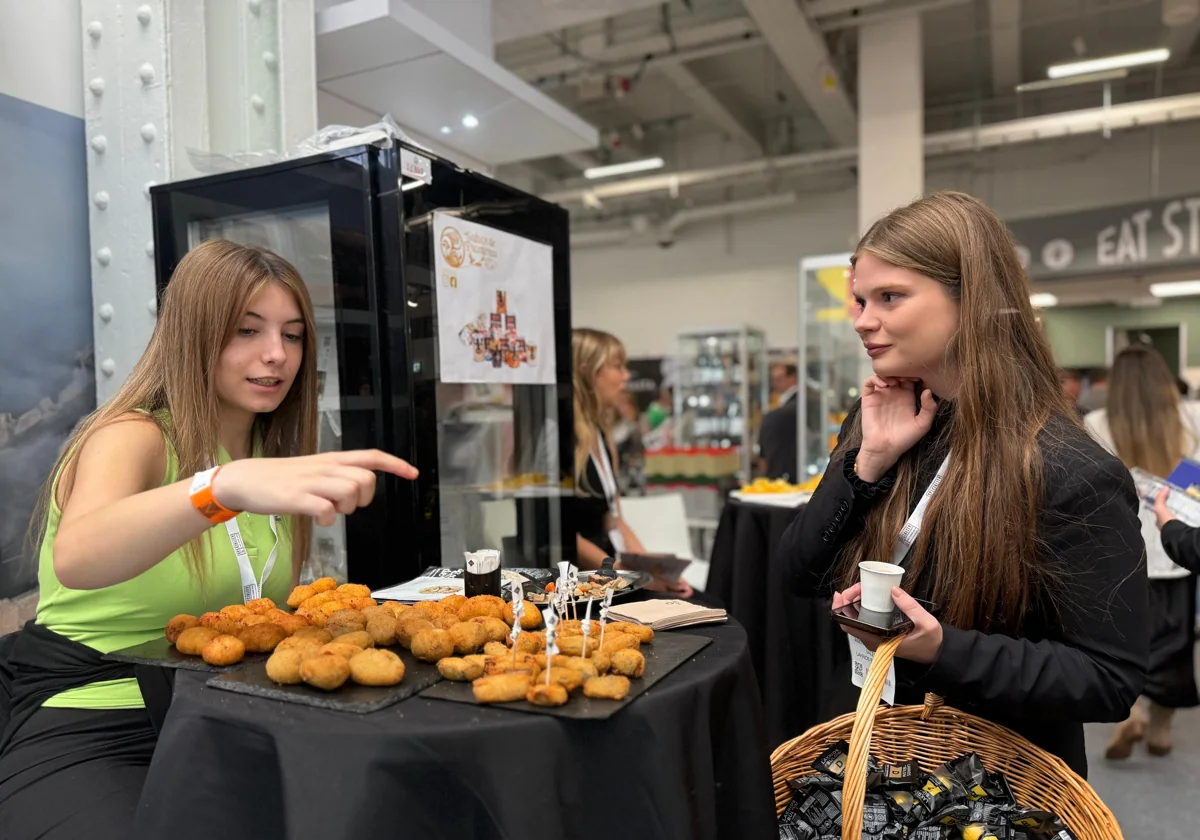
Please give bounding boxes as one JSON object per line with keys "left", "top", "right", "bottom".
{"left": 272, "top": 614, "right": 309, "bottom": 636}
{"left": 175, "top": 626, "right": 219, "bottom": 655}
{"left": 241, "top": 614, "right": 270, "bottom": 627}
{"left": 165, "top": 614, "right": 200, "bottom": 644}
{"left": 266, "top": 648, "right": 305, "bottom": 684}
{"left": 589, "top": 651, "right": 612, "bottom": 675}
{"left": 437, "top": 657, "right": 485, "bottom": 681}
{"left": 413, "top": 601, "right": 444, "bottom": 620}
{"left": 395, "top": 617, "right": 434, "bottom": 649}
{"left": 246, "top": 597, "right": 276, "bottom": 615}
{"left": 470, "top": 617, "right": 511, "bottom": 643}
{"left": 300, "top": 652, "right": 351, "bottom": 690}
{"left": 318, "top": 600, "right": 350, "bottom": 617}
{"left": 301, "top": 590, "right": 338, "bottom": 610}
{"left": 219, "top": 604, "right": 252, "bottom": 621}
{"left": 563, "top": 657, "right": 599, "bottom": 681}
{"left": 310, "top": 576, "right": 337, "bottom": 593}
{"left": 533, "top": 653, "right": 572, "bottom": 670}
{"left": 449, "top": 622, "right": 487, "bottom": 655}
{"left": 483, "top": 653, "right": 537, "bottom": 676}
{"left": 583, "top": 675, "right": 630, "bottom": 700}
{"left": 501, "top": 599, "right": 543, "bottom": 630}
{"left": 544, "top": 667, "right": 582, "bottom": 693}
{"left": 608, "top": 621, "right": 654, "bottom": 644}
{"left": 326, "top": 609, "right": 367, "bottom": 636}
{"left": 464, "top": 653, "right": 489, "bottom": 668}
{"left": 482, "top": 641, "right": 509, "bottom": 658}
{"left": 439, "top": 594, "right": 468, "bottom": 612}
{"left": 320, "top": 641, "right": 365, "bottom": 660}
{"left": 287, "top": 584, "right": 316, "bottom": 608}
{"left": 298, "top": 608, "right": 327, "bottom": 629}
{"left": 348, "top": 597, "right": 377, "bottom": 611}
{"left": 366, "top": 614, "right": 398, "bottom": 646}
{"left": 202, "top": 634, "right": 245, "bottom": 667}
{"left": 526, "top": 682, "right": 569, "bottom": 707}
{"left": 361, "top": 605, "right": 391, "bottom": 621}
{"left": 557, "top": 635, "right": 599, "bottom": 657}
{"left": 514, "top": 631, "right": 545, "bottom": 655}
{"left": 337, "top": 583, "right": 372, "bottom": 599}
{"left": 292, "top": 626, "right": 333, "bottom": 643}
{"left": 336, "top": 630, "right": 375, "bottom": 650}
{"left": 458, "top": 595, "right": 506, "bottom": 621}
{"left": 610, "top": 648, "right": 646, "bottom": 678}
{"left": 214, "top": 618, "right": 244, "bottom": 637}
{"left": 199, "top": 612, "right": 223, "bottom": 629}
{"left": 557, "top": 619, "right": 583, "bottom": 637}
{"left": 276, "top": 635, "right": 323, "bottom": 655}
{"left": 472, "top": 672, "right": 532, "bottom": 704}
{"left": 410, "top": 628, "right": 455, "bottom": 663}
{"left": 601, "top": 632, "right": 639, "bottom": 655}
{"left": 238, "top": 622, "right": 288, "bottom": 653}
{"left": 433, "top": 612, "right": 463, "bottom": 631}
{"left": 382, "top": 601, "right": 411, "bottom": 619}
{"left": 349, "top": 648, "right": 405, "bottom": 686}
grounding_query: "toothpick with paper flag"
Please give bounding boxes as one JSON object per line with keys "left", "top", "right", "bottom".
{"left": 509, "top": 580, "right": 525, "bottom": 668}
{"left": 567, "top": 566, "right": 580, "bottom": 620}
{"left": 580, "top": 597, "right": 594, "bottom": 660}
{"left": 542, "top": 605, "right": 559, "bottom": 686}
{"left": 599, "top": 588, "right": 614, "bottom": 650}
{"left": 557, "top": 562, "right": 572, "bottom": 620}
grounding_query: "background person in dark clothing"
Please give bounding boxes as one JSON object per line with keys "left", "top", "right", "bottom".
{"left": 777, "top": 192, "right": 1147, "bottom": 779}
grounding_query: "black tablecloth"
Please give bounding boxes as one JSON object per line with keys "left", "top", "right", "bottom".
{"left": 131, "top": 621, "right": 776, "bottom": 840}
{"left": 706, "top": 498, "right": 847, "bottom": 749}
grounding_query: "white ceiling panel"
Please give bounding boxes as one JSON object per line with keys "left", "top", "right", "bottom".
{"left": 492, "top": 0, "right": 664, "bottom": 44}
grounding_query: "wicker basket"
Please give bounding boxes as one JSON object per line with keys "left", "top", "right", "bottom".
{"left": 770, "top": 636, "right": 1123, "bottom": 840}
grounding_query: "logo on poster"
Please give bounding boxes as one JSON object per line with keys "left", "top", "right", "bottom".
{"left": 440, "top": 227, "right": 465, "bottom": 268}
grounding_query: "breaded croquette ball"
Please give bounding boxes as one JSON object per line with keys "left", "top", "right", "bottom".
{"left": 366, "top": 614, "right": 398, "bottom": 646}
{"left": 198, "top": 612, "right": 223, "bottom": 628}
{"left": 583, "top": 675, "right": 630, "bottom": 700}
{"left": 287, "top": 584, "right": 316, "bottom": 608}
{"left": 240, "top": 614, "right": 270, "bottom": 627}
{"left": 320, "top": 641, "right": 365, "bottom": 660}
{"left": 439, "top": 594, "right": 468, "bottom": 612}
{"left": 318, "top": 601, "right": 350, "bottom": 617}
{"left": 245, "top": 597, "right": 276, "bottom": 615}
{"left": 335, "top": 630, "right": 375, "bottom": 650}
{"left": 238, "top": 622, "right": 288, "bottom": 653}
{"left": 607, "top": 621, "right": 654, "bottom": 644}
{"left": 360, "top": 605, "right": 391, "bottom": 621}
{"left": 213, "top": 618, "right": 243, "bottom": 637}
{"left": 349, "top": 648, "right": 406, "bottom": 686}
{"left": 437, "top": 657, "right": 485, "bottom": 681}
{"left": 348, "top": 597, "right": 377, "bottom": 611}
{"left": 448, "top": 621, "right": 487, "bottom": 655}
{"left": 544, "top": 667, "right": 582, "bottom": 693}
{"left": 300, "top": 652, "right": 350, "bottom": 690}
{"left": 175, "top": 626, "right": 219, "bottom": 655}
{"left": 601, "top": 632, "right": 639, "bottom": 655}
{"left": 610, "top": 648, "right": 645, "bottom": 678}
{"left": 298, "top": 608, "right": 327, "bottom": 629}
{"left": 589, "top": 651, "right": 612, "bottom": 675}
{"left": 502, "top": 599, "right": 543, "bottom": 630}
{"left": 292, "top": 626, "right": 333, "bottom": 643}
{"left": 563, "top": 657, "right": 599, "bottom": 681}
{"left": 266, "top": 648, "right": 305, "bottom": 684}
{"left": 326, "top": 609, "right": 367, "bottom": 636}
{"left": 557, "top": 635, "right": 598, "bottom": 657}
{"left": 271, "top": 614, "right": 309, "bottom": 636}
{"left": 483, "top": 640, "right": 510, "bottom": 658}
{"left": 526, "top": 682, "right": 568, "bottom": 706}
{"left": 533, "top": 653, "right": 572, "bottom": 670}
{"left": 515, "top": 631, "right": 545, "bottom": 655}
{"left": 165, "top": 614, "right": 200, "bottom": 644}
{"left": 309, "top": 577, "right": 337, "bottom": 593}
{"left": 382, "top": 601, "right": 410, "bottom": 619}
{"left": 336, "top": 583, "right": 372, "bottom": 600}
{"left": 484, "top": 652, "right": 538, "bottom": 675}
{"left": 470, "top": 616, "right": 511, "bottom": 644}
{"left": 276, "top": 635, "right": 323, "bottom": 655}
{"left": 463, "top": 654, "right": 489, "bottom": 669}
{"left": 395, "top": 617, "right": 434, "bottom": 649}
{"left": 410, "top": 628, "right": 454, "bottom": 663}
{"left": 471, "top": 672, "right": 532, "bottom": 703}
{"left": 201, "top": 634, "right": 245, "bottom": 667}
{"left": 458, "top": 595, "right": 505, "bottom": 621}
{"left": 434, "top": 612, "right": 463, "bottom": 631}
{"left": 557, "top": 619, "right": 583, "bottom": 637}
{"left": 220, "top": 604, "right": 253, "bottom": 621}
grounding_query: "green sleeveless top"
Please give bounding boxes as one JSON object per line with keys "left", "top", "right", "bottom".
{"left": 35, "top": 422, "right": 292, "bottom": 709}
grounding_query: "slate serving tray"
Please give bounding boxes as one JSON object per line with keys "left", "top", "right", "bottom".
{"left": 205, "top": 647, "right": 443, "bottom": 713}
{"left": 103, "top": 636, "right": 269, "bottom": 673}
{"left": 419, "top": 630, "right": 712, "bottom": 720}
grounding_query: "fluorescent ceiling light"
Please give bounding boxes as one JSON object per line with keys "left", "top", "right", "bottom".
{"left": 401, "top": 180, "right": 424, "bottom": 192}
{"left": 1030, "top": 293, "right": 1059, "bottom": 308}
{"left": 583, "top": 157, "right": 665, "bottom": 180}
{"left": 1015, "top": 69, "right": 1128, "bottom": 93}
{"left": 461, "top": 114, "right": 479, "bottom": 129}
{"left": 439, "top": 126, "right": 452, "bottom": 135}
{"left": 1150, "top": 279, "right": 1200, "bottom": 297}
{"left": 1048, "top": 48, "right": 1169, "bottom": 79}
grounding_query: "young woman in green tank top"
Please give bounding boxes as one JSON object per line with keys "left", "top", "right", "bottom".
{"left": 0, "top": 239, "right": 417, "bottom": 840}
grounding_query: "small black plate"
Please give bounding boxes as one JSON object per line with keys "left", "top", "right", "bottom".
{"left": 420, "top": 630, "right": 712, "bottom": 720}
{"left": 205, "top": 647, "right": 443, "bottom": 714}
{"left": 103, "top": 636, "right": 269, "bottom": 673}
{"left": 831, "top": 597, "right": 940, "bottom": 638}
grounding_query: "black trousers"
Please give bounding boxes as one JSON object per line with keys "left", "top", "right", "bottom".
{"left": 0, "top": 706, "right": 156, "bottom": 840}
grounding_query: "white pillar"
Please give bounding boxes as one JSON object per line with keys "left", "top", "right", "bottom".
{"left": 857, "top": 15, "right": 923, "bottom": 235}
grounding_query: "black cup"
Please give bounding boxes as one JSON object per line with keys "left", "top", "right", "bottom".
{"left": 465, "top": 566, "right": 502, "bottom": 598}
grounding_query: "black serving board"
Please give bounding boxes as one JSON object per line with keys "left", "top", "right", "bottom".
{"left": 384, "top": 566, "right": 652, "bottom": 606}
{"left": 419, "top": 630, "right": 712, "bottom": 720}
{"left": 103, "top": 636, "right": 270, "bottom": 673}
{"left": 204, "top": 647, "right": 443, "bottom": 713}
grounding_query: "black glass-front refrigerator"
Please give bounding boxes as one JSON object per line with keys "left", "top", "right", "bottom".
{"left": 151, "top": 143, "right": 575, "bottom": 589}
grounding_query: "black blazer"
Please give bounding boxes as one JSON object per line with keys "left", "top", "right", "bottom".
{"left": 1159, "top": 520, "right": 1200, "bottom": 574}
{"left": 777, "top": 401, "right": 1148, "bottom": 778}
{"left": 759, "top": 397, "right": 798, "bottom": 481}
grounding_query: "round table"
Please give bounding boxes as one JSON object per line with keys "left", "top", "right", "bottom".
{"left": 131, "top": 621, "right": 776, "bottom": 840}
{"left": 705, "top": 498, "right": 847, "bottom": 749}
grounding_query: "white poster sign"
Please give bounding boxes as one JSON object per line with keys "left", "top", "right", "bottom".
{"left": 433, "top": 211, "right": 556, "bottom": 385}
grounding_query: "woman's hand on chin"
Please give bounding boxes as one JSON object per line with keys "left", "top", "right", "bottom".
{"left": 856, "top": 376, "right": 936, "bottom": 482}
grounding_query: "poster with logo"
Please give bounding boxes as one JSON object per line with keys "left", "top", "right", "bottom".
{"left": 434, "top": 211, "right": 556, "bottom": 385}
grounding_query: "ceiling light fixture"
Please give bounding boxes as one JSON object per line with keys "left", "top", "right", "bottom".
{"left": 440, "top": 125, "right": 452, "bottom": 134}
{"left": 1030, "top": 293, "right": 1059, "bottom": 308}
{"left": 583, "top": 156, "right": 665, "bottom": 180}
{"left": 1047, "top": 48, "right": 1170, "bottom": 79}
{"left": 461, "top": 114, "right": 479, "bottom": 129}
{"left": 1015, "top": 68, "right": 1128, "bottom": 93}
{"left": 1149, "top": 279, "right": 1200, "bottom": 297}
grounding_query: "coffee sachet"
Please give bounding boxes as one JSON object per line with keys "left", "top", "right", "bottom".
{"left": 778, "top": 822, "right": 816, "bottom": 840}
{"left": 868, "top": 760, "right": 923, "bottom": 790}
{"left": 968, "top": 800, "right": 1018, "bottom": 826}
{"left": 786, "top": 786, "right": 843, "bottom": 836}
{"left": 955, "top": 824, "right": 1002, "bottom": 840}
{"left": 912, "top": 763, "right": 968, "bottom": 824}
{"left": 811, "top": 741, "right": 852, "bottom": 780}
{"left": 788, "top": 773, "right": 845, "bottom": 794}
{"left": 859, "top": 793, "right": 893, "bottom": 839}
{"left": 910, "top": 826, "right": 951, "bottom": 840}
{"left": 984, "top": 771, "right": 1017, "bottom": 806}
{"left": 949, "top": 754, "right": 989, "bottom": 802}
{"left": 921, "top": 803, "right": 971, "bottom": 830}
{"left": 1006, "top": 809, "right": 1080, "bottom": 840}
{"left": 881, "top": 789, "right": 919, "bottom": 826}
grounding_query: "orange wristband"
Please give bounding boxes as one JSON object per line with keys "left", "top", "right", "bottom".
{"left": 190, "top": 466, "right": 239, "bottom": 524}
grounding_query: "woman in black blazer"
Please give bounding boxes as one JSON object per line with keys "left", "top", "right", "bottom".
{"left": 777, "top": 192, "right": 1147, "bottom": 779}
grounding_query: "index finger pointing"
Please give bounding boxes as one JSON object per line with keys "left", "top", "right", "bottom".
{"left": 328, "top": 449, "right": 419, "bottom": 479}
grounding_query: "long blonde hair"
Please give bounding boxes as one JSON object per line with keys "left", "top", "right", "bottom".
{"left": 1107, "top": 344, "right": 1193, "bottom": 477}
{"left": 32, "top": 239, "right": 319, "bottom": 583}
{"left": 835, "top": 191, "right": 1075, "bottom": 633}
{"left": 572, "top": 328, "right": 626, "bottom": 494}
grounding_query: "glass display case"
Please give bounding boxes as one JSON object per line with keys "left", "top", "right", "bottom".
{"left": 151, "top": 143, "right": 575, "bottom": 589}
{"left": 796, "top": 253, "right": 871, "bottom": 480}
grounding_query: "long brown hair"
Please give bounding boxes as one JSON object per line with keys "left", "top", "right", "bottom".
{"left": 572, "top": 328, "right": 625, "bottom": 494}
{"left": 1106, "top": 344, "right": 1193, "bottom": 477}
{"left": 835, "top": 191, "right": 1075, "bottom": 633}
{"left": 32, "top": 239, "right": 318, "bottom": 583}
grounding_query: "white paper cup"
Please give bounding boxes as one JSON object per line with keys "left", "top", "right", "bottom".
{"left": 858, "top": 561, "right": 906, "bottom": 613}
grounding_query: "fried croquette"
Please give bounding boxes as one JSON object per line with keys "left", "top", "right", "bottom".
{"left": 266, "top": 648, "right": 305, "bottom": 684}
{"left": 395, "top": 617, "right": 434, "bottom": 649}
{"left": 309, "top": 577, "right": 337, "bottom": 593}
{"left": 413, "top": 601, "right": 444, "bottom": 619}
{"left": 557, "top": 635, "right": 599, "bottom": 657}
{"left": 514, "top": 631, "right": 545, "bottom": 655}
{"left": 299, "top": 608, "right": 327, "bottom": 628}
{"left": 482, "top": 640, "right": 510, "bottom": 658}
{"left": 276, "top": 635, "right": 323, "bottom": 654}
{"left": 448, "top": 621, "right": 487, "bottom": 655}
{"left": 241, "top": 614, "right": 270, "bottom": 627}
{"left": 271, "top": 614, "right": 309, "bottom": 636}
{"left": 301, "top": 590, "right": 338, "bottom": 609}
{"left": 589, "top": 651, "right": 612, "bottom": 674}
{"left": 300, "top": 652, "right": 350, "bottom": 690}
{"left": 212, "top": 618, "right": 244, "bottom": 637}
{"left": 175, "top": 626, "right": 219, "bottom": 655}
{"left": 245, "top": 597, "right": 276, "bottom": 615}
{"left": 437, "top": 657, "right": 485, "bottom": 681}
{"left": 349, "top": 648, "right": 405, "bottom": 686}
{"left": 366, "top": 614, "right": 398, "bottom": 646}
{"left": 472, "top": 672, "right": 532, "bottom": 703}
{"left": 583, "top": 675, "right": 630, "bottom": 700}
{"left": 544, "top": 667, "right": 582, "bottom": 693}
{"left": 291, "top": 626, "right": 333, "bottom": 642}
{"left": 434, "top": 611, "right": 463, "bottom": 631}
{"left": 220, "top": 604, "right": 253, "bottom": 621}
{"left": 382, "top": 601, "right": 410, "bottom": 618}
{"left": 526, "top": 682, "right": 569, "bottom": 706}
{"left": 326, "top": 609, "right": 367, "bottom": 636}
{"left": 502, "top": 599, "right": 543, "bottom": 630}
{"left": 318, "top": 600, "right": 350, "bottom": 617}
{"left": 201, "top": 634, "right": 245, "bottom": 667}
{"left": 336, "top": 583, "right": 372, "bottom": 599}
{"left": 238, "top": 622, "right": 288, "bottom": 653}
{"left": 483, "top": 653, "right": 537, "bottom": 675}
{"left": 320, "top": 641, "right": 365, "bottom": 660}
{"left": 563, "top": 657, "right": 599, "bottom": 681}
{"left": 410, "top": 628, "right": 455, "bottom": 663}
{"left": 439, "top": 594, "right": 468, "bottom": 612}
{"left": 608, "top": 621, "right": 654, "bottom": 643}
{"left": 533, "top": 653, "right": 572, "bottom": 670}
{"left": 610, "top": 648, "right": 645, "bottom": 678}
{"left": 348, "top": 597, "right": 377, "bottom": 611}
{"left": 199, "top": 612, "right": 223, "bottom": 628}
{"left": 601, "top": 632, "right": 639, "bottom": 655}
{"left": 336, "top": 630, "right": 375, "bottom": 650}
{"left": 557, "top": 619, "right": 583, "bottom": 637}
{"left": 458, "top": 595, "right": 506, "bottom": 621}
{"left": 287, "top": 584, "right": 316, "bottom": 608}
{"left": 165, "top": 614, "right": 200, "bottom": 644}
{"left": 360, "top": 605, "right": 391, "bottom": 621}
{"left": 470, "top": 616, "right": 511, "bottom": 643}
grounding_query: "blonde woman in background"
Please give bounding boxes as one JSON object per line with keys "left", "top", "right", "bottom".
{"left": 1085, "top": 344, "right": 1200, "bottom": 759}
{"left": 572, "top": 328, "right": 693, "bottom": 597}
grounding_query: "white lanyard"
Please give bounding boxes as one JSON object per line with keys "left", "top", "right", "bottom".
{"left": 891, "top": 453, "right": 951, "bottom": 565}
{"left": 591, "top": 441, "right": 619, "bottom": 518}
{"left": 224, "top": 513, "right": 279, "bottom": 604}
